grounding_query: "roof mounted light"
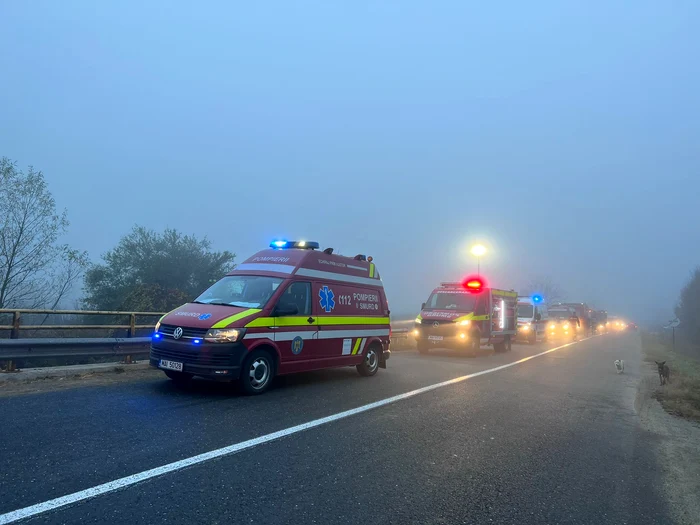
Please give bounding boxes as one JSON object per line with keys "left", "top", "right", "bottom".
{"left": 269, "top": 240, "right": 320, "bottom": 250}
{"left": 532, "top": 294, "right": 543, "bottom": 304}
{"left": 462, "top": 276, "right": 485, "bottom": 293}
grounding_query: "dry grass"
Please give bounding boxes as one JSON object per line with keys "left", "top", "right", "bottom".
{"left": 642, "top": 333, "right": 700, "bottom": 422}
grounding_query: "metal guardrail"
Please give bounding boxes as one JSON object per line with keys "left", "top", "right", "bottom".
{"left": 0, "top": 337, "right": 151, "bottom": 359}
{"left": 0, "top": 309, "right": 164, "bottom": 339}
{"left": 0, "top": 310, "right": 416, "bottom": 371}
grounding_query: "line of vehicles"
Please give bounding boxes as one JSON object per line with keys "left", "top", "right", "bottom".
{"left": 411, "top": 283, "right": 626, "bottom": 354}
{"left": 149, "top": 240, "right": 632, "bottom": 395}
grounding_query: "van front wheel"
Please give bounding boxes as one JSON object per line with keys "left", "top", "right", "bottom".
{"left": 240, "top": 350, "right": 275, "bottom": 395}
{"left": 357, "top": 345, "right": 380, "bottom": 377}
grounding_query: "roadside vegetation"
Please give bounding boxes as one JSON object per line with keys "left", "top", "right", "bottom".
{"left": 642, "top": 332, "right": 700, "bottom": 422}
{"left": 1, "top": 156, "right": 235, "bottom": 342}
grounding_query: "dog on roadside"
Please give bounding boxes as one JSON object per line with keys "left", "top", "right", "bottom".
{"left": 614, "top": 359, "right": 624, "bottom": 374}
{"left": 655, "top": 361, "right": 670, "bottom": 386}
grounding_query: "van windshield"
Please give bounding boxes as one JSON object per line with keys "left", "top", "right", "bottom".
{"left": 517, "top": 304, "right": 534, "bottom": 318}
{"left": 425, "top": 291, "right": 477, "bottom": 311}
{"left": 194, "top": 275, "right": 283, "bottom": 308}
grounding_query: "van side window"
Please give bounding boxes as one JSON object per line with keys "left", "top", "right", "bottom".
{"left": 276, "top": 282, "right": 311, "bottom": 316}
{"left": 475, "top": 297, "right": 487, "bottom": 316}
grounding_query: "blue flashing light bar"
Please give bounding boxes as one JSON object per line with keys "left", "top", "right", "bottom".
{"left": 153, "top": 333, "right": 161, "bottom": 339}
{"left": 269, "top": 240, "right": 320, "bottom": 250}
{"left": 193, "top": 339, "right": 202, "bottom": 345}
{"left": 532, "top": 294, "right": 544, "bottom": 304}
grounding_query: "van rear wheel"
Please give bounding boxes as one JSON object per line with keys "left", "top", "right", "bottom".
{"left": 357, "top": 345, "right": 380, "bottom": 376}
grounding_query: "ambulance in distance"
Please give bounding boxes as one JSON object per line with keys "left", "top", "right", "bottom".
{"left": 150, "top": 241, "right": 390, "bottom": 394}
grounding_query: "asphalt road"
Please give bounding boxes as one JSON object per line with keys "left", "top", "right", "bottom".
{"left": 0, "top": 333, "right": 670, "bottom": 524}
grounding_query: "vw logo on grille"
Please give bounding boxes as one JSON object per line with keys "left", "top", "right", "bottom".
{"left": 433, "top": 321, "right": 440, "bottom": 327}
{"left": 173, "top": 327, "right": 184, "bottom": 339}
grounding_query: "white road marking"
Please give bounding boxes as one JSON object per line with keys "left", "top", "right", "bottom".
{"left": 0, "top": 338, "right": 591, "bottom": 524}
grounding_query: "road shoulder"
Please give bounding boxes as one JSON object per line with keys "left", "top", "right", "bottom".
{"left": 636, "top": 364, "right": 700, "bottom": 525}
{"left": 0, "top": 362, "right": 160, "bottom": 397}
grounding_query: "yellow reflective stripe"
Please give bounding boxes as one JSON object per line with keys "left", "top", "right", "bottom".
{"left": 212, "top": 309, "right": 262, "bottom": 328}
{"left": 245, "top": 316, "right": 390, "bottom": 328}
{"left": 317, "top": 316, "right": 389, "bottom": 326}
{"left": 244, "top": 316, "right": 305, "bottom": 327}
{"left": 351, "top": 338, "right": 362, "bottom": 355}
{"left": 415, "top": 314, "right": 423, "bottom": 321}
{"left": 492, "top": 290, "right": 517, "bottom": 297}
{"left": 453, "top": 313, "right": 475, "bottom": 322}
{"left": 471, "top": 314, "right": 490, "bottom": 320}
{"left": 369, "top": 263, "right": 375, "bottom": 278}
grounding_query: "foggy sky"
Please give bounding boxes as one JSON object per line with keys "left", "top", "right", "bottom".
{"left": 2, "top": 1, "right": 699, "bottom": 323}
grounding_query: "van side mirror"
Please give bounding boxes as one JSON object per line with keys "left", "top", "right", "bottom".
{"left": 535, "top": 313, "right": 542, "bottom": 321}
{"left": 421, "top": 302, "right": 426, "bottom": 310}
{"left": 274, "top": 304, "right": 299, "bottom": 316}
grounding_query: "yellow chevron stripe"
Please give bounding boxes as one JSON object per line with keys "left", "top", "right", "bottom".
{"left": 351, "top": 338, "right": 362, "bottom": 355}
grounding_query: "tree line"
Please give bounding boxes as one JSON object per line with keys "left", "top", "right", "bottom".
{"left": 1, "top": 157, "right": 235, "bottom": 312}
{"left": 4, "top": 156, "right": 700, "bottom": 340}
{"left": 676, "top": 268, "right": 700, "bottom": 346}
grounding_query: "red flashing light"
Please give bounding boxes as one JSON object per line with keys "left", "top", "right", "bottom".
{"left": 462, "top": 276, "right": 484, "bottom": 293}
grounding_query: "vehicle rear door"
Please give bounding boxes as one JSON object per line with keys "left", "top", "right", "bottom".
{"left": 271, "top": 281, "right": 320, "bottom": 372}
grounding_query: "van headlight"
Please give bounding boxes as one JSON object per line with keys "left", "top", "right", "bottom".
{"left": 205, "top": 328, "right": 244, "bottom": 343}
{"left": 458, "top": 320, "right": 471, "bottom": 326}
{"left": 155, "top": 320, "right": 161, "bottom": 332}
{"left": 414, "top": 317, "right": 422, "bottom": 324}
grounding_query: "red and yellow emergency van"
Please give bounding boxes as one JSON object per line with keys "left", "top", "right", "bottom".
{"left": 150, "top": 241, "right": 390, "bottom": 394}
{"left": 413, "top": 279, "right": 517, "bottom": 355}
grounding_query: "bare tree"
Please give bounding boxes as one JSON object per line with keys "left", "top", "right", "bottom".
{"left": 0, "top": 158, "right": 88, "bottom": 309}
{"left": 523, "top": 276, "right": 565, "bottom": 306}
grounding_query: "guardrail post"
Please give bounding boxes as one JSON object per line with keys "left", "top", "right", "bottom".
{"left": 11, "top": 311, "right": 20, "bottom": 339}
{"left": 128, "top": 313, "right": 136, "bottom": 338}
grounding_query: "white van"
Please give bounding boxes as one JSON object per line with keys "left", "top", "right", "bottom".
{"left": 516, "top": 296, "right": 548, "bottom": 343}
